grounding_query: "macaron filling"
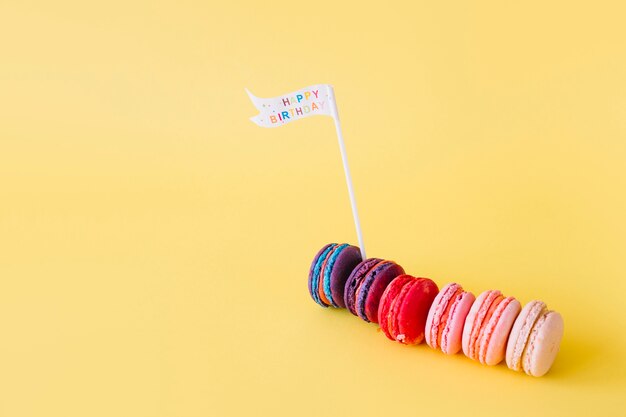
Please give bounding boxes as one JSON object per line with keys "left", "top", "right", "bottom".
{"left": 477, "top": 296, "right": 515, "bottom": 364}
{"left": 472, "top": 295, "right": 504, "bottom": 360}
{"left": 308, "top": 243, "right": 332, "bottom": 301}
{"left": 522, "top": 310, "right": 551, "bottom": 374}
{"left": 310, "top": 244, "right": 337, "bottom": 307}
{"left": 437, "top": 287, "right": 464, "bottom": 348}
{"left": 509, "top": 301, "right": 546, "bottom": 371}
{"left": 317, "top": 245, "right": 341, "bottom": 306}
{"left": 344, "top": 258, "right": 381, "bottom": 315}
{"left": 426, "top": 284, "right": 456, "bottom": 348}
{"left": 378, "top": 275, "right": 414, "bottom": 340}
{"left": 429, "top": 284, "right": 464, "bottom": 349}
{"left": 439, "top": 291, "right": 471, "bottom": 354}
{"left": 355, "top": 261, "right": 395, "bottom": 322}
{"left": 389, "top": 278, "right": 419, "bottom": 342}
{"left": 467, "top": 291, "right": 502, "bottom": 360}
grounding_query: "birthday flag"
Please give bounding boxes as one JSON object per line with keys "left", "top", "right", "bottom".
{"left": 246, "top": 84, "right": 335, "bottom": 128}
{"left": 245, "top": 83, "right": 366, "bottom": 258}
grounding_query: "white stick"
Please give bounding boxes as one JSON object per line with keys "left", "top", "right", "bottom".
{"left": 327, "top": 85, "right": 366, "bottom": 260}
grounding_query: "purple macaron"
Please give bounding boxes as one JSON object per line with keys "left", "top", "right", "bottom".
{"left": 344, "top": 258, "right": 382, "bottom": 315}
{"left": 344, "top": 258, "right": 405, "bottom": 322}
{"left": 308, "top": 243, "right": 362, "bottom": 308}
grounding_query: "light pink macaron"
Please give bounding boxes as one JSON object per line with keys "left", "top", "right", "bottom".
{"left": 506, "top": 300, "right": 564, "bottom": 377}
{"left": 425, "top": 283, "right": 475, "bottom": 354}
{"left": 462, "top": 290, "right": 521, "bottom": 365}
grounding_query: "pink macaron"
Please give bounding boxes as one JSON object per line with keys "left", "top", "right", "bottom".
{"left": 425, "top": 283, "right": 475, "bottom": 354}
{"left": 505, "top": 300, "right": 564, "bottom": 377}
{"left": 462, "top": 290, "right": 521, "bottom": 365}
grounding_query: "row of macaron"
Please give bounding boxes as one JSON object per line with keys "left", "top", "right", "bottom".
{"left": 308, "top": 243, "right": 564, "bottom": 377}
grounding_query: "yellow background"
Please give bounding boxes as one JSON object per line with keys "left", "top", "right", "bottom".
{"left": 1, "top": 1, "right": 625, "bottom": 416}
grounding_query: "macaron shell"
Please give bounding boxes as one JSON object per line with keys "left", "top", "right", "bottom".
{"left": 395, "top": 278, "right": 439, "bottom": 345}
{"left": 462, "top": 290, "right": 501, "bottom": 358}
{"left": 308, "top": 244, "right": 336, "bottom": 307}
{"left": 317, "top": 245, "right": 341, "bottom": 306}
{"left": 440, "top": 291, "right": 475, "bottom": 355}
{"left": 475, "top": 296, "right": 511, "bottom": 364}
{"left": 355, "top": 260, "right": 390, "bottom": 321}
{"left": 482, "top": 298, "right": 521, "bottom": 365}
{"left": 461, "top": 291, "right": 487, "bottom": 356}
{"left": 506, "top": 300, "right": 547, "bottom": 371}
{"left": 362, "top": 262, "right": 405, "bottom": 323}
{"left": 308, "top": 243, "right": 333, "bottom": 301}
{"left": 425, "top": 283, "right": 460, "bottom": 349}
{"left": 378, "top": 275, "right": 414, "bottom": 340}
{"left": 325, "top": 244, "right": 362, "bottom": 308}
{"left": 389, "top": 278, "right": 419, "bottom": 342}
{"left": 343, "top": 258, "right": 382, "bottom": 316}
{"left": 523, "top": 311, "right": 564, "bottom": 377}
{"left": 354, "top": 260, "right": 391, "bottom": 321}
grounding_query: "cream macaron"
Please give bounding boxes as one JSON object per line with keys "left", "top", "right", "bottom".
{"left": 505, "top": 300, "right": 564, "bottom": 377}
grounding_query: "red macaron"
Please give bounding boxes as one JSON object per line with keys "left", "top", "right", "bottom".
{"left": 378, "top": 275, "right": 439, "bottom": 345}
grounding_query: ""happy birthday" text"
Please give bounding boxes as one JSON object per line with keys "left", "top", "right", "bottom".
{"left": 268, "top": 89, "right": 326, "bottom": 124}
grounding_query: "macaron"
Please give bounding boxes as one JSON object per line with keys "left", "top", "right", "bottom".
{"left": 308, "top": 243, "right": 362, "bottom": 308}
{"left": 425, "top": 283, "right": 475, "bottom": 354}
{"left": 505, "top": 300, "right": 564, "bottom": 377}
{"left": 344, "top": 258, "right": 381, "bottom": 315}
{"left": 462, "top": 290, "right": 521, "bottom": 365}
{"left": 344, "top": 259, "right": 405, "bottom": 322}
{"left": 378, "top": 275, "right": 439, "bottom": 344}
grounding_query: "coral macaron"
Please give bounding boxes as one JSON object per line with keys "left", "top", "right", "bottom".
{"left": 425, "top": 283, "right": 475, "bottom": 354}
{"left": 308, "top": 243, "right": 362, "bottom": 308}
{"left": 462, "top": 290, "right": 521, "bottom": 365}
{"left": 505, "top": 300, "right": 564, "bottom": 377}
{"left": 378, "top": 275, "right": 439, "bottom": 345}
{"left": 344, "top": 259, "right": 405, "bottom": 323}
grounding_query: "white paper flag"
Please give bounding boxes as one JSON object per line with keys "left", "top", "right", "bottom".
{"left": 245, "top": 84, "right": 366, "bottom": 259}
{"left": 246, "top": 84, "right": 335, "bottom": 128}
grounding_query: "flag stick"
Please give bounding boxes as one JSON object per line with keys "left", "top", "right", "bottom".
{"left": 327, "top": 86, "right": 366, "bottom": 260}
